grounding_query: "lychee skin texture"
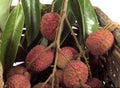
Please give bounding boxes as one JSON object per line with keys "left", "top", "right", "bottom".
{"left": 49, "top": 69, "right": 64, "bottom": 85}
{"left": 86, "top": 29, "right": 114, "bottom": 56}
{"left": 25, "top": 45, "right": 54, "bottom": 72}
{"left": 63, "top": 60, "right": 88, "bottom": 88}
{"left": 57, "top": 47, "right": 78, "bottom": 69}
{"left": 6, "top": 65, "right": 31, "bottom": 80}
{"left": 40, "top": 12, "right": 60, "bottom": 41}
{"left": 86, "top": 78, "right": 104, "bottom": 88}
{"left": 33, "top": 83, "right": 51, "bottom": 88}
{"left": 5, "top": 74, "right": 31, "bottom": 88}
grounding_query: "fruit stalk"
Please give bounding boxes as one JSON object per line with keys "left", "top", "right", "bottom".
{"left": 0, "top": 62, "right": 4, "bottom": 88}
{"left": 65, "top": 17, "right": 92, "bottom": 78}
{"left": 52, "top": 0, "right": 68, "bottom": 87}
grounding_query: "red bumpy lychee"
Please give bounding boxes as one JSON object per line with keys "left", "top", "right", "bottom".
{"left": 5, "top": 74, "right": 31, "bottom": 88}
{"left": 25, "top": 45, "right": 54, "bottom": 72}
{"left": 86, "top": 78, "right": 104, "bottom": 88}
{"left": 57, "top": 46, "right": 78, "bottom": 69}
{"left": 33, "top": 83, "right": 51, "bottom": 88}
{"left": 86, "top": 29, "right": 114, "bottom": 56}
{"left": 40, "top": 12, "right": 60, "bottom": 41}
{"left": 6, "top": 65, "right": 31, "bottom": 80}
{"left": 63, "top": 60, "right": 88, "bottom": 88}
{"left": 49, "top": 69, "right": 64, "bottom": 86}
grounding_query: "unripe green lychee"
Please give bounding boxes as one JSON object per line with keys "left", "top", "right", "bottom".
{"left": 40, "top": 12, "right": 60, "bottom": 41}
{"left": 86, "top": 29, "right": 114, "bottom": 56}
{"left": 5, "top": 74, "right": 31, "bottom": 88}
{"left": 57, "top": 46, "right": 78, "bottom": 69}
{"left": 63, "top": 60, "right": 88, "bottom": 88}
{"left": 25, "top": 45, "right": 54, "bottom": 72}
{"left": 7, "top": 65, "right": 31, "bottom": 80}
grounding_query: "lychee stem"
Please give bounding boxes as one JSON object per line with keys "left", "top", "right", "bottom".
{"left": 52, "top": 0, "right": 68, "bottom": 87}
{"left": 51, "top": 0, "right": 57, "bottom": 12}
{"left": 41, "top": 0, "right": 69, "bottom": 87}
{"left": 65, "top": 17, "right": 92, "bottom": 78}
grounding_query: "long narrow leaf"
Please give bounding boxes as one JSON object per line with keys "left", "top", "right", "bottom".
{"left": 70, "top": 0, "right": 99, "bottom": 47}
{"left": 21, "top": 0, "right": 41, "bottom": 47}
{"left": 0, "top": 4, "right": 24, "bottom": 71}
{"left": 0, "top": 0, "right": 12, "bottom": 31}
{"left": 78, "top": 0, "right": 99, "bottom": 37}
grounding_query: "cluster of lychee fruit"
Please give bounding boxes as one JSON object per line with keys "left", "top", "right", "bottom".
{"left": 4, "top": 12, "right": 112, "bottom": 88}
{"left": 4, "top": 45, "right": 104, "bottom": 88}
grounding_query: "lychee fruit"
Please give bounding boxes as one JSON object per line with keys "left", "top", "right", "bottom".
{"left": 25, "top": 45, "right": 54, "bottom": 72}
{"left": 49, "top": 69, "right": 64, "bottom": 85}
{"left": 40, "top": 12, "right": 60, "bottom": 41}
{"left": 33, "top": 83, "right": 51, "bottom": 88}
{"left": 86, "top": 78, "right": 104, "bottom": 88}
{"left": 5, "top": 74, "right": 31, "bottom": 88}
{"left": 57, "top": 46, "right": 78, "bottom": 69}
{"left": 63, "top": 60, "right": 88, "bottom": 88}
{"left": 73, "top": 84, "right": 91, "bottom": 88}
{"left": 6, "top": 65, "right": 31, "bottom": 80}
{"left": 86, "top": 29, "right": 114, "bottom": 56}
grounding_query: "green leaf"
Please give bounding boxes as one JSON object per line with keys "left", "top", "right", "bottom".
{"left": 54, "top": 0, "right": 63, "bottom": 13}
{"left": 70, "top": 0, "right": 99, "bottom": 47}
{"left": 0, "top": 0, "right": 12, "bottom": 31}
{"left": 0, "top": 4, "right": 24, "bottom": 71}
{"left": 21, "top": 0, "right": 41, "bottom": 47}
{"left": 60, "top": 11, "right": 76, "bottom": 46}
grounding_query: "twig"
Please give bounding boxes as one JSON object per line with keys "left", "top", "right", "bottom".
{"left": 51, "top": 0, "right": 68, "bottom": 87}
{"left": 51, "top": 0, "right": 57, "bottom": 12}
{"left": 65, "top": 17, "right": 92, "bottom": 78}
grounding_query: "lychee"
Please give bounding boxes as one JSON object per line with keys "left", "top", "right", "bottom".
{"left": 33, "top": 83, "right": 51, "bottom": 88}
{"left": 86, "top": 29, "right": 114, "bottom": 56}
{"left": 40, "top": 12, "right": 60, "bottom": 41}
{"left": 25, "top": 45, "right": 54, "bottom": 72}
{"left": 6, "top": 65, "right": 31, "bottom": 80}
{"left": 86, "top": 78, "right": 104, "bottom": 88}
{"left": 57, "top": 46, "right": 78, "bottom": 69}
{"left": 63, "top": 60, "right": 88, "bottom": 88}
{"left": 73, "top": 84, "right": 91, "bottom": 88}
{"left": 5, "top": 74, "right": 31, "bottom": 88}
{"left": 49, "top": 69, "right": 64, "bottom": 85}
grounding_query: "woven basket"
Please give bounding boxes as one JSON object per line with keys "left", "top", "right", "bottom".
{"left": 94, "top": 7, "right": 120, "bottom": 88}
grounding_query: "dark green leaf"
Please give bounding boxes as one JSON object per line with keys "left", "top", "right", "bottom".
{"left": 21, "top": 0, "right": 41, "bottom": 47}
{"left": 70, "top": 0, "right": 99, "bottom": 47}
{"left": 0, "top": 0, "right": 12, "bottom": 31}
{"left": 54, "top": 0, "right": 63, "bottom": 13}
{"left": 78, "top": 0, "right": 99, "bottom": 37}
{"left": 60, "top": 11, "right": 76, "bottom": 45}
{"left": 0, "top": 4, "right": 24, "bottom": 71}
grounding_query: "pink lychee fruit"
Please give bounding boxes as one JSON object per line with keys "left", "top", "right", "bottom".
{"left": 33, "top": 83, "right": 51, "bottom": 88}
{"left": 6, "top": 65, "right": 31, "bottom": 80}
{"left": 49, "top": 69, "right": 64, "bottom": 85}
{"left": 57, "top": 46, "right": 78, "bottom": 69}
{"left": 5, "top": 74, "right": 31, "bottom": 88}
{"left": 73, "top": 84, "right": 91, "bottom": 88}
{"left": 40, "top": 12, "right": 60, "bottom": 41}
{"left": 86, "top": 78, "right": 104, "bottom": 88}
{"left": 63, "top": 60, "right": 88, "bottom": 88}
{"left": 25, "top": 45, "right": 54, "bottom": 72}
{"left": 86, "top": 29, "right": 114, "bottom": 56}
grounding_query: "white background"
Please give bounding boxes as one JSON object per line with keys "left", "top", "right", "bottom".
{"left": 12, "top": 0, "right": 120, "bottom": 23}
